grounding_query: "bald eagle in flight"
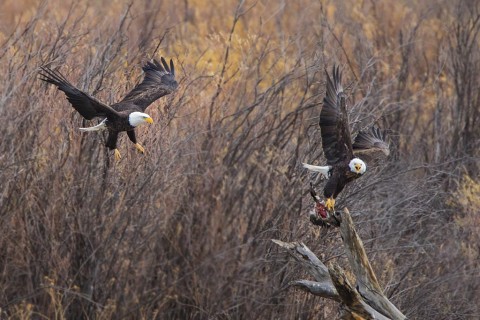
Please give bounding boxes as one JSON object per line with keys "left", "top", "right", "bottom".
{"left": 303, "top": 66, "right": 390, "bottom": 212}
{"left": 39, "top": 57, "right": 178, "bottom": 160}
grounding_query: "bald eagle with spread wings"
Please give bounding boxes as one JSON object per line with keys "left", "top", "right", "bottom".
{"left": 303, "top": 66, "right": 390, "bottom": 212}
{"left": 39, "top": 57, "right": 178, "bottom": 160}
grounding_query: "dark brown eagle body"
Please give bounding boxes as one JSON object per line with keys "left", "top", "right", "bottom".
{"left": 102, "top": 114, "right": 137, "bottom": 150}
{"left": 324, "top": 163, "right": 362, "bottom": 200}
{"left": 39, "top": 57, "right": 178, "bottom": 157}
{"left": 303, "top": 65, "right": 390, "bottom": 211}
{"left": 319, "top": 66, "right": 360, "bottom": 201}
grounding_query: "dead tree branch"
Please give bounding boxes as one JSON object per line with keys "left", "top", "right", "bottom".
{"left": 339, "top": 208, "right": 406, "bottom": 319}
{"left": 273, "top": 208, "right": 406, "bottom": 320}
{"left": 272, "top": 240, "right": 338, "bottom": 301}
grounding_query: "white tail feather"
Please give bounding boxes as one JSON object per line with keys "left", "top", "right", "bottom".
{"left": 79, "top": 119, "right": 107, "bottom": 132}
{"left": 302, "top": 163, "right": 331, "bottom": 178}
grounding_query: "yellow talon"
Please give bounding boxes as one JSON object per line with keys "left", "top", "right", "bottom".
{"left": 325, "top": 197, "right": 335, "bottom": 212}
{"left": 114, "top": 149, "right": 121, "bottom": 161}
{"left": 134, "top": 143, "right": 145, "bottom": 154}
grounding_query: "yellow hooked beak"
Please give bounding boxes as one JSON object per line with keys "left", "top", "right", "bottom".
{"left": 355, "top": 164, "right": 362, "bottom": 173}
{"left": 145, "top": 117, "right": 154, "bottom": 124}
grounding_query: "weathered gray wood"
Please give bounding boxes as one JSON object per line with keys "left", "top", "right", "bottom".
{"left": 271, "top": 240, "right": 332, "bottom": 284}
{"left": 339, "top": 208, "right": 406, "bottom": 320}
{"left": 272, "top": 239, "right": 399, "bottom": 319}
{"left": 290, "top": 280, "right": 340, "bottom": 301}
{"left": 272, "top": 205, "right": 407, "bottom": 319}
{"left": 328, "top": 264, "right": 390, "bottom": 320}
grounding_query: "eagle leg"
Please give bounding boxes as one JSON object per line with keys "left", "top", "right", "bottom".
{"left": 134, "top": 143, "right": 145, "bottom": 154}
{"left": 114, "top": 149, "right": 122, "bottom": 161}
{"left": 325, "top": 197, "right": 335, "bottom": 212}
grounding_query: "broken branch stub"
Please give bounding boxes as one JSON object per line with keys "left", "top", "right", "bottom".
{"left": 339, "top": 208, "right": 406, "bottom": 320}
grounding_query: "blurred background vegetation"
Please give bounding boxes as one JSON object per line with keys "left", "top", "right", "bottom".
{"left": 0, "top": 0, "right": 479, "bottom": 319}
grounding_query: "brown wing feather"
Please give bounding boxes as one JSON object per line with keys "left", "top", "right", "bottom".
{"left": 39, "top": 66, "right": 120, "bottom": 120}
{"left": 118, "top": 57, "right": 178, "bottom": 112}
{"left": 319, "top": 65, "right": 354, "bottom": 165}
{"left": 352, "top": 126, "right": 390, "bottom": 157}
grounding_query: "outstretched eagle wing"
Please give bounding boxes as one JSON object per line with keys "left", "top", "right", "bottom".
{"left": 118, "top": 57, "right": 178, "bottom": 111}
{"left": 352, "top": 126, "right": 390, "bottom": 157}
{"left": 39, "top": 67, "right": 120, "bottom": 120}
{"left": 319, "top": 66, "right": 354, "bottom": 165}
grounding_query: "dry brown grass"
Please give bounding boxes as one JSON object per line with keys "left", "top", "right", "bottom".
{"left": 0, "top": 0, "right": 479, "bottom": 319}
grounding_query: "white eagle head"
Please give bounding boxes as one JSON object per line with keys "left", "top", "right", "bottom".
{"left": 349, "top": 158, "right": 366, "bottom": 175}
{"left": 129, "top": 112, "right": 154, "bottom": 127}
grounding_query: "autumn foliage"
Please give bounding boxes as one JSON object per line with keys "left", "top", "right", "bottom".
{"left": 0, "top": 0, "right": 479, "bottom": 319}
